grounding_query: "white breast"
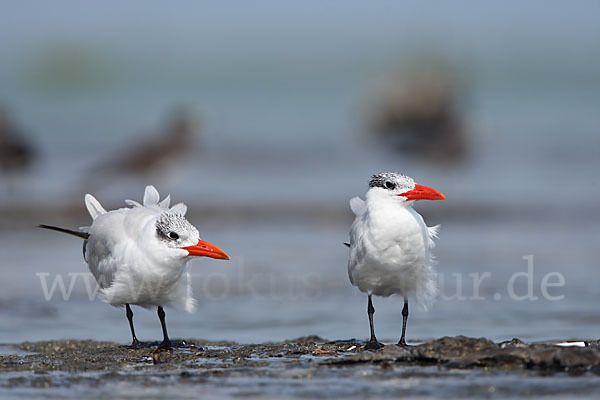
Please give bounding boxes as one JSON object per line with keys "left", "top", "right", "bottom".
{"left": 348, "top": 192, "right": 438, "bottom": 303}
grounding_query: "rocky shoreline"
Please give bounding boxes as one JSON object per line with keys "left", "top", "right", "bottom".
{"left": 2, "top": 335, "right": 600, "bottom": 391}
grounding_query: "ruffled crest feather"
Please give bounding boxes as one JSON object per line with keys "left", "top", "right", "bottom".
{"left": 124, "top": 199, "right": 142, "bottom": 208}
{"left": 159, "top": 194, "right": 171, "bottom": 208}
{"left": 124, "top": 186, "right": 178, "bottom": 212}
{"left": 143, "top": 185, "right": 161, "bottom": 206}
{"left": 170, "top": 203, "right": 187, "bottom": 216}
{"left": 85, "top": 194, "right": 107, "bottom": 220}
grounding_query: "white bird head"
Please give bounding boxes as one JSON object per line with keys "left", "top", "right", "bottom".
{"left": 368, "top": 172, "right": 446, "bottom": 203}
{"left": 154, "top": 211, "right": 229, "bottom": 260}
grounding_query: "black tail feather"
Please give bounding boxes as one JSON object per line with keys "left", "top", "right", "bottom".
{"left": 38, "top": 224, "right": 90, "bottom": 240}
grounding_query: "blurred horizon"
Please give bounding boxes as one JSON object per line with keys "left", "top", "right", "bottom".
{"left": 1, "top": 1, "right": 599, "bottom": 211}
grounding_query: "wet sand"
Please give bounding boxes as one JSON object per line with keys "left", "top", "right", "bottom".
{"left": 2, "top": 336, "right": 600, "bottom": 398}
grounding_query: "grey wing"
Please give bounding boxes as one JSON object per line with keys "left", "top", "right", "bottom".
{"left": 347, "top": 217, "right": 363, "bottom": 286}
{"left": 85, "top": 236, "right": 119, "bottom": 289}
{"left": 349, "top": 197, "right": 366, "bottom": 216}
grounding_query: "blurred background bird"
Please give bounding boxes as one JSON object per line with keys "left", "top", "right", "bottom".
{"left": 86, "top": 108, "right": 200, "bottom": 190}
{"left": 0, "top": 108, "right": 37, "bottom": 196}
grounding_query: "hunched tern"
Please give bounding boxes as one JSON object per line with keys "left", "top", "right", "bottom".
{"left": 40, "top": 185, "right": 230, "bottom": 348}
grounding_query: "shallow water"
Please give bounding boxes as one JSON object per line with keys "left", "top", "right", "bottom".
{"left": 4, "top": 365, "right": 600, "bottom": 399}
{"left": 2, "top": 213, "right": 599, "bottom": 345}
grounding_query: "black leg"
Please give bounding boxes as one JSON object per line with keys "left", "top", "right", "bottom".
{"left": 364, "top": 295, "right": 384, "bottom": 350}
{"left": 157, "top": 306, "right": 172, "bottom": 348}
{"left": 398, "top": 297, "right": 409, "bottom": 347}
{"left": 368, "top": 295, "right": 377, "bottom": 342}
{"left": 125, "top": 304, "right": 141, "bottom": 347}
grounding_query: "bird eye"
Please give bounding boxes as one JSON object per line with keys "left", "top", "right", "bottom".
{"left": 169, "top": 232, "right": 179, "bottom": 240}
{"left": 384, "top": 181, "right": 395, "bottom": 190}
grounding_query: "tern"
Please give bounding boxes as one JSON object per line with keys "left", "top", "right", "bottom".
{"left": 347, "top": 172, "right": 445, "bottom": 350}
{"left": 40, "top": 185, "right": 230, "bottom": 348}
{"left": 106, "top": 110, "right": 197, "bottom": 176}
{"left": 87, "top": 109, "right": 198, "bottom": 185}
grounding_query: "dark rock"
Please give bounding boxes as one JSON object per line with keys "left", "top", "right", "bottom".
{"left": 322, "top": 336, "right": 600, "bottom": 373}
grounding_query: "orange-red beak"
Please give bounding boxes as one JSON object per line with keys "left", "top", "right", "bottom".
{"left": 399, "top": 184, "right": 446, "bottom": 201}
{"left": 181, "top": 239, "right": 230, "bottom": 260}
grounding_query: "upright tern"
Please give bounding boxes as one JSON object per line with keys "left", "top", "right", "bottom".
{"left": 347, "top": 172, "right": 445, "bottom": 350}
